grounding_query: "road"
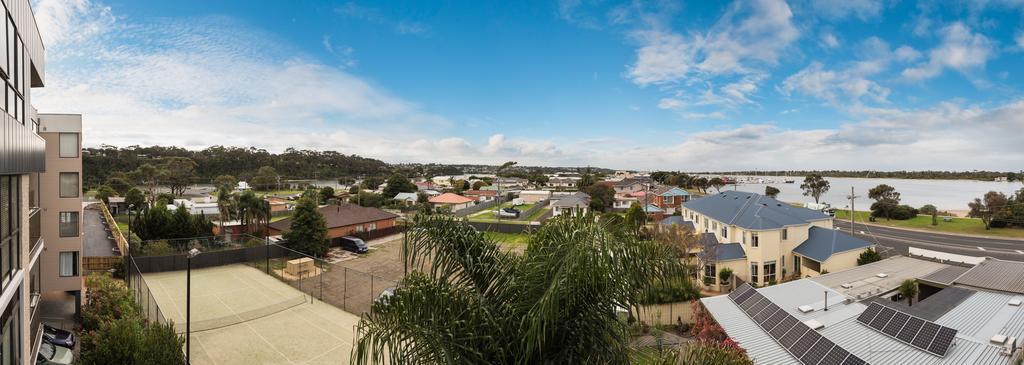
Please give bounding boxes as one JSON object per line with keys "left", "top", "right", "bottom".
{"left": 83, "top": 207, "right": 118, "bottom": 257}
{"left": 833, "top": 219, "right": 1024, "bottom": 261}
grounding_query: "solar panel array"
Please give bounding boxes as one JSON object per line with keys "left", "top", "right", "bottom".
{"left": 728, "top": 283, "right": 869, "bottom": 365}
{"left": 855, "top": 302, "right": 957, "bottom": 357}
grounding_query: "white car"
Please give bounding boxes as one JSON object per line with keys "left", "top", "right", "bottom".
{"left": 36, "top": 341, "right": 74, "bottom": 365}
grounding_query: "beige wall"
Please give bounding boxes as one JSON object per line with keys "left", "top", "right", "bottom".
{"left": 38, "top": 114, "right": 83, "bottom": 293}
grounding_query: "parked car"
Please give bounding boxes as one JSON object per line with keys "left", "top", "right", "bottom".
{"left": 376, "top": 287, "right": 396, "bottom": 304}
{"left": 337, "top": 236, "right": 369, "bottom": 254}
{"left": 42, "top": 325, "right": 75, "bottom": 349}
{"left": 495, "top": 208, "right": 520, "bottom": 218}
{"left": 36, "top": 341, "right": 73, "bottom": 365}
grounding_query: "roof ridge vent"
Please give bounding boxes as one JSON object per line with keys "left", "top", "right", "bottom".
{"left": 798, "top": 305, "right": 814, "bottom": 313}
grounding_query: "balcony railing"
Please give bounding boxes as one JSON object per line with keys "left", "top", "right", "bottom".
{"left": 29, "top": 208, "right": 41, "bottom": 253}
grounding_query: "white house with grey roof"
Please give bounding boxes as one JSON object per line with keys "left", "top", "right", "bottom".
{"left": 701, "top": 256, "right": 1024, "bottom": 364}
{"left": 680, "top": 191, "right": 873, "bottom": 291}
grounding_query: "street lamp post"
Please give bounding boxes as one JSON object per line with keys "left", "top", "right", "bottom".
{"left": 186, "top": 247, "right": 201, "bottom": 365}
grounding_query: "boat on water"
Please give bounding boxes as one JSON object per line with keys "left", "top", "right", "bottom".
{"left": 784, "top": 180, "right": 795, "bottom": 184}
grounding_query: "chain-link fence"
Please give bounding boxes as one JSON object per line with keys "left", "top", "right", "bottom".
{"left": 126, "top": 255, "right": 171, "bottom": 328}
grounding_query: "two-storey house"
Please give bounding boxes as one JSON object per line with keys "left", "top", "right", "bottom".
{"left": 680, "top": 191, "right": 873, "bottom": 291}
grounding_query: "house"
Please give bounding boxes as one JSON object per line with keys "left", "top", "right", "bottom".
{"left": 613, "top": 194, "right": 638, "bottom": 210}
{"left": 650, "top": 186, "right": 690, "bottom": 214}
{"left": 393, "top": 192, "right": 419, "bottom": 205}
{"left": 610, "top": 178, "right": 646, "bottom": 194}
{"left": 681, "top": 191, "right": 872, "bottom": 290}
{"left": 428, "top": 193, "right": 476, "bottom": 212}
{"left": 266, "top": 196, "right": 294, "bottom": 215}
{"left": 699, "top": 256, "right": 1024, "bottom": 365}
{"left": 463, "top": 190, "right": 498, "bottom": 202}
{"left": 642, "top": 204, "right": 665, "bottom": 221}
{"left": 660, "top": 215, "right": 696, "bottom": 231}
{"left": 518, "top": 190, "right": 552, "bottom": 204}
{"left": 551, "top": 192, "right": 590, "bottom": 217}
{"left": 236, "top": 181, "right": 252, "bottom": 191}
{"left": 547, "top": 177, "right": 578, "bottom": 189}
{"left": 414, "top": 181, "right": 436, "bottom": 190}
{"left": 495, "top": 177, "right": 528, "bottom": 189}
{"left": 267, "top": 203, "right": 399, "bottom": 241}
{"left": 421, "top": 189, "right": 442, "bottom": 197}
{"left": 168, "top": 197, "right": 220, "bottom": 216}
{"left": 107, "top": 196, "right": 130, "bottom": 215}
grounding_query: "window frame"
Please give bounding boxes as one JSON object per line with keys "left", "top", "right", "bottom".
{"left": 58, "top": 251, "right": 79, "bottom": 277}
{"left": 782, "top": 228, "right": 788, "bottom": 241}
{"left": 58, "top": 211, "right": 79, "bottom": 237}
{"left": 59, "top": 172, "right": 79, "bottom": 198}
{"left": 751, "top": 232, "right": 759, "bottom": 248}
{"left": 58, "top": 133, "right": 80, "bottom": 158}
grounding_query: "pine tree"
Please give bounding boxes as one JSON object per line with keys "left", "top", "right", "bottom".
{"left": 284, "top": 196, "right": 329, "bottom": 256}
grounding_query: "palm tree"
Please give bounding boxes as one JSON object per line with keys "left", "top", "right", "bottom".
{"left": 353, "top": 214, "right": 684, "bottom": 364}
{"left": 236, "top": 190, "right": 260, "bottom": 235}
{"left": 899, "top": 279, "right": 919, "bottom": 306}
{"left": 216, "top": 187, "right": 236, "bottom": 239}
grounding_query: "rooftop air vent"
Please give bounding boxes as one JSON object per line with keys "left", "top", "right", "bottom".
{"left": 798, "top": 305, "right": 814, "bottom": 313}
{"left": 876, "top": 273, "right": 889, "bottom": 278}
{"left": 992, "top": 334, "right": 1008, "bottom": 345}
{"left": 804, "top": 319, "right": 824, "bottom": 330}
{"left": 841, "top": 283, "right": 853, "bottom": 289}
{"left": 1010, "top": 299, "right": 1022, "bottom": 306}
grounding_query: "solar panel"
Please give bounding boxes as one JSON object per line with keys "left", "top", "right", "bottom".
{"left": 740, "top": 295, "right": 765, "bottom": 312}
{"left": 926, "top": 327, "right": 957, "bottom": 356}
{"left": 881, "top": 312, "right": 909, "bottom": 337}
{"left": 840, "top": 355, "right": 868, "bottom": 365}
{"left": 799, "top": 337, "right": 835, "bottom": 365}
{"left": 765, "top": 309, "right": 790, "bottom": 331}
{"left": 819, "top": 346, "right": 851, "bottom": 365}
{"left": 749, "top": 300, "right": 774, "bottom": 317}
{"left": 868, "top": 307, "right": 896, "bottom": 330}
{"left": 911, "top": 322, "right": 941, "bottom": 350}
{"left": 734, "top": 288, "right": 757, "bottom": 304}
{"left": 780, "top": 325, "right": 809, "bottom": 349}
{"left": 753, "top": 306, "right": 780, "bottom": 324}
{"left": 856, "top": 302, "right": 883, "bottom": 324}
{"left": 730, "top": 284, "right": 752, "bottom": 300}
{"left": 896, "top": 317, "right": 925, "bottom": 343}
{"left": 769, "top": 316, "right": 800, "bottom": 339}
{"left": 790, "top": 330, "right": 822, "bottom": 358}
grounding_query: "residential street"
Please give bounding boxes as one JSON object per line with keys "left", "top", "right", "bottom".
{"left": 833, "top": 219, "right": 1024, "bottom": 261}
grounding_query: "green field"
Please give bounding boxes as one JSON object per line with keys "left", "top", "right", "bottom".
{"left": 835, "top": 209, "right": 1024, "bottom": 239}
{"left": 467, "top": 202, "right": 548, "bottom": 224}
{"left": 484, "top": 232, "right": 531, "bottom": 246}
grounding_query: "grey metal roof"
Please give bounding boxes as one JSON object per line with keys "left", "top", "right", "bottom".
{"left": 811, "top": 256, "right": 953, "bottom": 300}
{"left": 953, "top": 258, "right": 1024, "bottom": 294}
{"left": 682, "top": 191, "right": 830, "bottom": 230}
{"left": 792, "top": 226, "right": 873, "bottom": 262}
{"left": 659, "top": 216, "right": 695, "bottom": 231}
{"left": 703, "top": 278, "right": 1009, "bottom": 365}
{"left": 864, "top": 287, "right": 975, "bottom": 321}
{"left": 920, "top": 265, "right": 972, "bottom": 286}
{"left": 715, "top": 243, "right": 746, "bottom": 262}
{"left": 550, "top": 192, "right": 590, "bottom": 208}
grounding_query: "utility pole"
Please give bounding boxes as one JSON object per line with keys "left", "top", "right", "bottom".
{"left": 847, "top": 187, "right": 859, "bottom": 236}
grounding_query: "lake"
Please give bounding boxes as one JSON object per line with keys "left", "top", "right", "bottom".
{"left": 718, "top": 176, "right": 1023, "bottom": 212}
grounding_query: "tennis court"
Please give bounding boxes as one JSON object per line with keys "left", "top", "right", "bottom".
{"left": 144, "top": 264, "right": 361, "bottom": 364}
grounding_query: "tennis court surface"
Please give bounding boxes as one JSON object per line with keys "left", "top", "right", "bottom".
{"left": 144, "top": 264, "right": 361, "bottom": 364}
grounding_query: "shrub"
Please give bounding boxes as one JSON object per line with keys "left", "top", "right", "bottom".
{"left": 80, "top": 274, "right": 186, "bottom": 365}
{"left": 140, "top": 240, "right": 175, "bottom": 256}
{"left": 82, "top": 274, "right": 137, "bottom": 331}
{"left": 919, "top": 204, "right": 937, "bottom": 215}
{"left": 857, "top": 249, "right": 882, "bottom": 265}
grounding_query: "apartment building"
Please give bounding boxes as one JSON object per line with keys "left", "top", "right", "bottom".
{"left": 37, "top": 114, "right": 83, "bottom": 315}
{"left": 679, "top": 191, "right": 872, "bottom": 291}
{"left": 0, "top": 0, "right": 72, "bottom": 363}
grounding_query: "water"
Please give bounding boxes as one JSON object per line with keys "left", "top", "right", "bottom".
{"left": 719, "top": 176, "right": 1023, "bottom": 212}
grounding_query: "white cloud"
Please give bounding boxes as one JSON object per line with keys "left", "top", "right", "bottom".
{"left": 821, "top": 33, "right": 840, "bottom": 48}
{"left": 781, "top": 37, "right": 920, "bottom": 106}
{"left": 657, "top": 98, "right": 685, "bottom": 110}
{"left": 335, "top": 2, "right": 430, "bottom": 36}
{"left": 1016, "top": 31, "right": 1024, "bottom": 49}
{"left": 902, "top": 22, "right": 994, "bottom": 81}
{"left": 808, "top": 0, "right": 884, "bottom": 21}
{"left": 627, "top": 29, "right": 694, "bottom": 85}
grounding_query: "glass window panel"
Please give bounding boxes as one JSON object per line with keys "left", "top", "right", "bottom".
{"left": 59, "top": 252, "right": 79, "bottom": 277}
{"left": 59, "top": 133, "right": 79, "bottom": 158}
{"left": 59, "top": 212, "right": 78, "bottom": 237}
{"left": 1, "top": 176, "right": 8, "bottom": 238}
{"left": 59, "top": 173, "right": 79, "bottom": 198}
{"left": 0, "top": 15, "right": 6, "bottom": 78}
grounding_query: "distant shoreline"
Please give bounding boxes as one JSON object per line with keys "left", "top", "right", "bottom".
{"left": 694, "top": 171, "right": 1021, "bottom": 182}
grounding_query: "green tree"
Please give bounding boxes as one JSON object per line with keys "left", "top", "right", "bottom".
{"left": 868, "top": 184, "right": 901, "bottom": 220}
{"left": 161, "top": 157, "right": 198, "bottom": 196}
{"left": 251, "top": 166, "right": 279, "bottom": 191}
{"left": 106, "top": 176, "right": 132, "bottom": 196}
{"left": 708, "top": 177, "right": 726, "bottom": 193}
{"left": 899, "top": 279, "right": 919, "bottom": 306}
{"left": 80, "top": 274, "right": 185, "bottom": 365}
{"left": 764, "top": 186, "right": 780, "bottom": 198}
{"left": 216, "top": 187, "right": 236, "bottom": 238}
{"left": 283, "top": 196, "right": 329, "bottom": 256}
{"left": 624, "top": 202, "right": 647, "bottom": 238}
{"left": 125, "top": 187, "right": 146, "bottom": 210}
{"left": 968, "top": 191, "right": 1009, "bottom": 230}
{"left": 353, "top": 214, "right": 683, "bottom": 364}
{"left": 130, "top": 163, "right": 163, "bottom": 204}
{"left": 800, "top": 174, "right": 830, "bottom": 204}
{"left": 95, "top": 185, "right": 117, "bottom": 205}
{"left": 584, "top": 183, "right": 615, "bottom": 212}
{"left": 471, "top": 180, "right": 488, "bottom": 190}
{"left": 214, "top": 174, "right": 237, "bottom": 191}
{"left": 383, "top": 174, "right": 417, "bottom": 198}
{"left": 361, "top": 176, "right": 384, "bottom": 190}
{"left": 919, "top": 204, "right": 938, "bottom": 216}
{"left": 693, "top": 177, "right": 709, "bottom": 194}
{"left": 718, "top": 268, "right": 734, "bottom": 290}
{"left": 319, "top": 186, "right": 336, "bottom": 204}
{"left": 857, "top": 248, "right": 882, "bottom": 265}
{"left": 576, "top": 168, "right": 597, "bottom": 190}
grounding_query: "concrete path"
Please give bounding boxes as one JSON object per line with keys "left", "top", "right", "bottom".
{"left": 83, "top": 207, "right": 117, "bottom": 257}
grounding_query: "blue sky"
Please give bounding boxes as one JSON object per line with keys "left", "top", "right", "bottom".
{"left": 29, "top": 0, "right": 1024, "bottom": 171}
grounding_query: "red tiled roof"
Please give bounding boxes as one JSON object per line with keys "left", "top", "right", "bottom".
{"left": 429, "top": 193, "right": 475, "bottom": 204}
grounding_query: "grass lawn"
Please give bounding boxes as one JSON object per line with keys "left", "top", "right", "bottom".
{"left": 270, "top": 213, "right": 293, "bottom": 222}
{"left": 835, "top": 209, "right": 1024, "bottom": 239}
{"left": 259, "top": 189, "right": 306, "bottom": 197}
{"left": 484, "top": 231, "right": 531, "bottom": 246}
{"left": 524, "top": 207, "right": 551, "bottom": 221}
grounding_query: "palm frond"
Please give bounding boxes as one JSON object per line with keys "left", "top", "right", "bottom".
{"left": 403, "top": 215, "right": 517, "bottom": 298}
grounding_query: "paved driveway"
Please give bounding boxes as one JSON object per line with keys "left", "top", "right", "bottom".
{"left": 83, "top": 207, "right": 117, "bottom": 257}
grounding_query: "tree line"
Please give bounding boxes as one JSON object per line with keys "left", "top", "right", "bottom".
{"left": 693, "top": 170, "right": 1023, "bottom": 182}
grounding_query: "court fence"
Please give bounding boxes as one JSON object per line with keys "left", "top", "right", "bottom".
{"left": 127, "top": 237, "right": 400, "bottom": 322}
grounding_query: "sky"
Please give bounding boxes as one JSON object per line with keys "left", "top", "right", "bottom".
{"left": 28, "top": 0, "right": 1024, "bottom": 171}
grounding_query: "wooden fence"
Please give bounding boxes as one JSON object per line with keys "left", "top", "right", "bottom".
{"left": 83, "top": 256, "right": 122, "bottom": 271}
{"left": 632, "top": 301, "right": 695, "bottom": 327}
{"left": 98, "top": 203, "right": 128, "bottom": 255}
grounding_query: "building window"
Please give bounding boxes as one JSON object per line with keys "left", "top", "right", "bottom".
{"left": 59, "top": 172, "right": 79, "bottom": 198}
{"left": 59, "top": 251, "right": 79, "bottom": 277}
{"left": 704, "top": 264, "right": 716, "bottom": 285}
{"left": 750, "top": 262, "right": 759, "bottom": 285}
{"left": 59, "top": 133, "right": 79, "bottom": 158}
{"left": 781, "top": 256, "right": 786, "bottom": 277}
{"left": 59, "top": 212, "right": 79, "bottom": 237}
{"left": 764, "top": 261, "right": 776, "bottom": 283}
{"left": 751, "top": 233, "right": 759, "bottom": 248}
{"left": 1, "top": 175, "right": 21, "bottom": 287}
{"left": 1, "top": 289, "right": 23, "bottom": 365}
{"left": 664, "top": 196, "right": 674, "bottom": 204}
{"left": 782, "top": 228, "right": 788, "bottom": 240}
{"left": 368, "top": 222, "right": 377, "bottom": 231}
{"left": 721, "top": 227, "right": 728, "bottom": 239}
